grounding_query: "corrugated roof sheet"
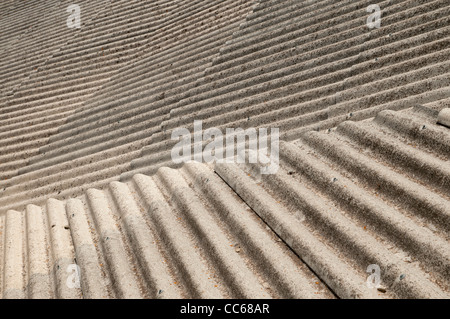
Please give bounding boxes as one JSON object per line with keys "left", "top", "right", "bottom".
{"left": 0, "top": 0, "right": 449, "bottom": 299}
{"left": 0, "top": 0, "right": 256, "bottom": 210}
{"left": 0, "top": 106, "right": 448, "bottom": 298}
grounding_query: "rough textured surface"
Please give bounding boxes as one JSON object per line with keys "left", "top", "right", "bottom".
{"left": 0, "top": 107, "right": 449, "bottom": 299}
{"left": 1, "top": 0, "right": 449, "bottom": 209}
{"left": 438, "top": 108, "right": 450, "bottom": 128}
{"left": 0, "top": 0, "right": 449, "bottom": 299}
{"left": 0, "top": 0, "right": 257, "bottom": 208}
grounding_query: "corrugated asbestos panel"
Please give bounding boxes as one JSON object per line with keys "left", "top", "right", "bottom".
{"left": 0, "top": 0, "right": 449, "bottom": 299}
{"left": 1, "top": 106, "right": 448, "bottom": 299}
{"left": 0, "top": 0, "right": 257, "bottom": 212}
{"left": 0, "top": 163, "right": 337, "bottom": 299}
{"left": 215, "top": 106, "right": 449, "bottom": 299}
{"left": 128, "top": 0, "right": 450, "bottom": 175}
{"left": 0, "top": 0, "right": 205, "bottom": 180}
{"left": 0, "top": 0, "right": 109, "bottom": 98}
{"left": 1, "top": 0, "right": 446, "bottom": 211}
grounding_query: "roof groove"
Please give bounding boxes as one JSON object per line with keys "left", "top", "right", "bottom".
{"left": 0, "top": 0, "right": 448, "bottom": 299}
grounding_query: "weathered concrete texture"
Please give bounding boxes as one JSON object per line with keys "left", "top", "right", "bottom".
{"left": 0, "top": 0, "right": 109, "bottom": 97}
{"left": 0, "top": 106, "right": 448, "bottom": 299}
{"left": 0, "top": 0, "right": 257, "bottom": 209}
{"left": 0, "top": 164, "right": 337, "bottom": 299}
{"left": 216, "top": 106, "right": 450, "bottom": 299}
{"left": 127, "top": 0, "right": 450, "bottom": 178}
{"left": 438, "top": 108, "right": 450, "bottom": 128}
{"left": 1, "top": 0, "right": 449, "bottom": 208}
{"left": 0, "top": 0, "right": 449, "bottom": 299}
{"left": 0, "top": 0, "right": 188, "bottom": 180}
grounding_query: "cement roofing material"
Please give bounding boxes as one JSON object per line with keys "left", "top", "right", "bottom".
{"left": 1, "top": 0, "right": 448, "bottom": 211}
{"left": 0, "top": 0, "right": 110, "bottom": 97}
{"left": 0, "top": 0, "right": 449, "bottom": 299}
{"left": 0, "top": 106, "right": 448, "bottom": 299}
{"left": 0, "top": 0, "right": 256, "bottom": 210}
{"left": 438, "top": 108, "right": 450, "bottom": 127}
{"left": 1, "top": 0, "right": 248, "bottom": 179}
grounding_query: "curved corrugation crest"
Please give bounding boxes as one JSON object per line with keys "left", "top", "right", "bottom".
{"left": 0, "top": 0, "right": 259, "bottom": 211}
{"left": 0, "top": 0, "right": 449, "bottom": 299}
{"left": 0, "top": 106, "right": 448, "bottom": 299}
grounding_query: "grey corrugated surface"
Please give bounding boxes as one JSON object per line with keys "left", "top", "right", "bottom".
{"left": 0, "top": 163, "right": 337, "bottom": 299}
{"left": 0, "top": 0, "right": 110, "bottom": 98}
{"left": 0, "top": 0, "right": 449, "bottom": 299}
{"left": 0, "top": 106, "right": 448, "bottom": 299}
{"left": 0, "top": 0, "right": 181, "bottom": 180}
{"left": 130, "top": 0, "right": 450, "bottom": 173}
{"left": 2, "top": 0, "right": 447, "bottom": 211}
{"left": 216, "top": 105, "right": 450, "bottom": 298}
{"left": 0, "top": 0, "right": 257, "bottom": 212}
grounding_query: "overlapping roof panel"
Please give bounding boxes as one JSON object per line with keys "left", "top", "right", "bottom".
{"left": 0, "top": 0, "right": 449, "bottom": 299}
{"left": 1, "top": 106, "right": 449, "bottom": 298}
